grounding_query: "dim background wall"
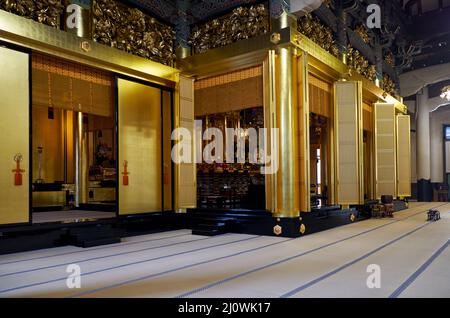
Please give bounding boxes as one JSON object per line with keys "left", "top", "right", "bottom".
{"left": 430, "top": 103, "right": 450, "bottom": 184}
{"left": 409, "top": 94, "right": 450, "bottom": 199}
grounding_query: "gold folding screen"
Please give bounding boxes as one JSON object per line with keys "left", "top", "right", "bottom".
{"left": 118, "top": 78, "right": 162, "bottom": 214}
{"left": 0, "top": 47, "right": 30, "bottom": 225}
{"left": 176, "top": 76, "right": 197, "bottom": 210}
{"left": 375, "top": 103, "right": 397, "bottom": 198}
{"left": 334, "top": 81, "right": 364, "bottom": 205}
{"left": 396, "top": 115, "right": 411, "bottom": 197}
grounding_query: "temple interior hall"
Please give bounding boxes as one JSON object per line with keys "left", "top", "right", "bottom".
{"left": 0, "top": 0, "right": 450, "bottom": 300}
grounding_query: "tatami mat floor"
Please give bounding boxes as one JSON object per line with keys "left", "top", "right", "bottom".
{"left": 1, "top": 202, "right": 449, "bottom": 298}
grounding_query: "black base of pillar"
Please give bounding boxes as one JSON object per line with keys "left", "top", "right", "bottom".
{"left": 417, "top": 179, "right": 433, "bottom": 202}
{"left": 411, "top": 183, "right": 418, "bottom": 200}
{"left": 210, "top": 209, "right": 360, "bottom": 238}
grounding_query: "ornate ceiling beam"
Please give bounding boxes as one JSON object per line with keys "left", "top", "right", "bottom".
{"left": 190, "top": 0, "right": 262, "bottom": 22}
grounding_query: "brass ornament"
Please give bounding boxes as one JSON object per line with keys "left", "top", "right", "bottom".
{"left": 273, "top": 225, "right": 282, "bottom": 236}
{"left": 299, "top": 224, "right": 306, "bottom": 235}
{"left": 355, "top": 24, "right": 370, "bottom": 45}
{"left": 381, "top": 74, "right": 397, "bottom": 96}
{"left": 297, "top": 14, "right": 339, "bottom": 58}
{"left": 384, "top": 51, "right": 395, "bottom": 68}
{"left": 347, "top": 45, "right": 377, "bottom": 82}
{"left": 350, "top": 214, "right": 356, "bottom": 222}
{"left": 270, "top": 32, "right": 281, "bottom": 45}
{"left": 80, "top": 41, "right": 92, "bottom": 52}
{"left": 0, "top": 0, "right": 64, "bottom": 28}
{"left": 189, "top": 4, "right": 269, "bottom": 55}
{"left": 92, "top": 0, "right": 175, "bottom": 66}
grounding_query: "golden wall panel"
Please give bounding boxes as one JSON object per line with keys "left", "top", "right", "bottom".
{"left": 334, "top": 81, "right": 364, "bottom": 205}
{"left": 375, "top": 103, "right": 397, "bottom": 198}
{"left": 396, "top": 115, "right": 411, "bottom": 197}
{"left": 0, "top": 46, "right": 30, "bottom": 225}
{"left": 118, "top": 79, "right": 162, "bottom": 214}
{"left": 163, "top": 90, "right": 173, "bottom": 211}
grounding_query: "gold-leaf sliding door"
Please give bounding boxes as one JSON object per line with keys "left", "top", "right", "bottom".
{"left": 176, "top": 76, "right": 197, "bottom": 210}
{"left": 118, "top": 78, "right": 162, "bottom": 214}
{"left": 375, "top": 103, "right": 397, "bottom": 199}
{"left": 334, "top": 81, "right": 364, "bottom": 205}
{"left": 396, "top": 115, "right": 411, "bottom": 198}
{"left": 0, "top": 47, "right": 30, "bottom": 225}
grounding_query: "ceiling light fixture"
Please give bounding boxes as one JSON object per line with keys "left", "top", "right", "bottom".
{"left": 441, "top": 85, "right": 450, "bottom": 101}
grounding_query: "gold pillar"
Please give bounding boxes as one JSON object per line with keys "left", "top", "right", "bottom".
{"left": 274, "top": 47, "right": 300, "bottom": 218}
{"left": 75, "top": 112, "right": 88, "bottom": 206}
{"left": 297, "top": 53, "right": 311, "bottom": 212}
{"left": 263, "top": 51, "right": 277, "bottom": 213}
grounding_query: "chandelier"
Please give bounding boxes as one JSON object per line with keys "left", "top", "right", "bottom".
{"left": 441, "top": 85, "right": 450, "bottom": 101}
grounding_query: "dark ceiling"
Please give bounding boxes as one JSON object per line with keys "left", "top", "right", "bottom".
{"left": 124, "top": 0, "right": 262, "bottom": 24}
{"left": 125, "top": 0, "right": 450, "bottom": 73}
{"left": 407, "top": 5, "right": 450, "bottom": 71}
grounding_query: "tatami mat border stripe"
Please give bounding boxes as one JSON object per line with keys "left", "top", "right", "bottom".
{"left": 0, "top": 236, "right": 213, "bottom": 278}
{"left": 389, "top": 239, "right": 450, "bottom": 298}
{"left": 69, "top": 238, "right": 295, "bottom": 298}
{"left": 176, "top": 203, "right": 447, "bottom": 298}
{"left": 0, "top": 231, "right": 192, "bottom": 266}
{"left": 281, "top": 220, "right": 437, "bottom": 297}
{"left": 0, "top": 236, "right": 260, "bottom": 294}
